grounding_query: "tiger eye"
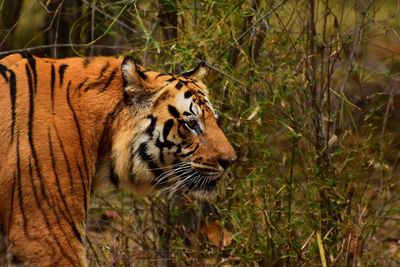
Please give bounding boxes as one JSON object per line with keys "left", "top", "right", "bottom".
{"left": 186, "top": 120, "right": 198, "bottom": 130}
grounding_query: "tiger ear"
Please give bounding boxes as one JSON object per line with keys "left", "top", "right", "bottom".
{"left": 122, "top": 56, "right": 156, "bottom": 105}
{"left": 181, "top": 61, "right": 208, "bottom": 80}
{"left": 122, "top": 56, "right": 147, "bottom": 88}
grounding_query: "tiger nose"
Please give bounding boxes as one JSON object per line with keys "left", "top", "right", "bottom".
{"left": 218, "top": 157, "right": 237, "bottom": 170}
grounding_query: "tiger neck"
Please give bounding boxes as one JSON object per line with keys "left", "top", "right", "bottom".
{"left": 67, "top": 67, "right": 126, "bottom": 189}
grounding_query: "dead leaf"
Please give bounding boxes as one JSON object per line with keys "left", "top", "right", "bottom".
{"left": 201, "top": 220, "right": 233, "bottom": 248}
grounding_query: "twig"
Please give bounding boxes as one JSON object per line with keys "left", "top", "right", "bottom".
{"left": 0, "top": 44, "right": 133, "bottom": 56}
{"left": 213, "top": 0, "right": 286, "bottom": 63}
{"left": 81, "top": 0, "right": 137, "bottom": 34}
{"left": 90, "top": 0, "right": 96, "bottom": 56}
{"left": 203, "top": 62, "right": 248, "bottom": 89}
{"left": 85, "top": 2, "right": 129, "bottom": 46}
{"left": 0, "top": 0, "right": 36, "bottom": 48}
{"left": 316, "top": 231, "right": 327, "bottom": 267}
{"left": 53, "top": 0, "right": 64, "bottom": 58}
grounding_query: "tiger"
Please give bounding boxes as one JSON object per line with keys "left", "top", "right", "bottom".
{"left": 0, "top": 52, "right": 237, "bottom": 266}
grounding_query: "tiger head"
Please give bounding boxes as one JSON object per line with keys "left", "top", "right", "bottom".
{"left": 111, "top": 57, "right": 237, "bottom": 198}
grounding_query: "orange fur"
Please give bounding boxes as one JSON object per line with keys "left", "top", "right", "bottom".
{"left": 0, "top": 53, "right": 236, "bottom": 266}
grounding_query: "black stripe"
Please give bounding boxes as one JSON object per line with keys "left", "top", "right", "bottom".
{"left": 99, "top": 61, "right": 110, "bottom": 79}
{"left": 168, "top": 105, "right": 180, "bottom": 118}
{"left": 146, "top": 116, "right": 157, "bottom": 137}
{"left": 98, "top": 62, "right": 110, "bottom": 78}
{"left": 159, "top": 148, "right": 165, "bottom": 164}
{"left": 52, "top": 200, "right": 83, "bottom": 258}
{"left": 50, "top": 198, "right": 82, "bottom": 263}
{"left": 0, "top": 64, "right": 8, "bottom": 81}
{"left": 27, "top": 157, "right": 58, "bottom": 253}
{"left": 76, "top": 161, "right": 88, "bottom": 218}
{"left": 50, "top": 64, "right": 56, "bottom": 113}
{"left": 197, "top": 90, "right": 205, "bottom": 96}
{"left": 58, "top": 64, "right": 68, "bottom": 86}
{"left": 22, "top": 52, "right": 37, "bottom": 93}
{"left": 110, "top": 164, "right": 120, "bottom": 187}
{"left": 100, "top": 67, "right": 117, "bottom": 91}
{"left": 138, "top": 143, "right": 163, "bottom": 178}
{"left": 48, "top": 129, "right": 67, "bottom": 203}
{"left": 197, "top": 98, "right": 206, "bottom": 106}
{"left": 76, "top": 78, "right": 88, "bottom": 91}
{"left": 163, "top": 119, "right": 174, "bottom": 141}
{"left": 27, "top": 63, "right": 51, "bottom": 208}
{"left": 48, "top": 128, "right": 83, "bottom": 244}
{"left": 179, "top": 143, "right": 199, "bottom": 157}
{"left": 9, "top": 68, "right": 16, "bottom": 143}
{"left": 155, "top": 138, "right": 175, "bottom": 150}
{"left": 175, "top": 81, "right": 183, "bottom": 89}
{"left": 53, "top": 127, "right": 74, "bottom": 192}
{"left": 174, "top": 145, "right": 182, "bottom": 156}
{"left": 155, "top": 73, "right": 171, "bottom": 78}
{"left": 26, "top": 104, "right": 60, "bottom": 256}
{"left": 26, "top": 157, "right": 77, "bottom": 262}
{"left": 29, "top": 153, "right": 78, "bottom": 263}
{"left": 27, "top": 157, "right": 50, "bottom": 231}
{"left": 155, "top": 137, "right": 175, "bottom": 164}
{"left": 136, "top": 65, "right": 147, "bottom": 80}
{"left": 189, "top": 102, "right": 196, "bottom": 115}
{"left": 181, "top": 62, "right": 205, "bottom": 77}
{"left": 66, "top": 81, "right": 90, "bottom": 182}
{"left": 16, "top": 132, "right": 33, "bottom": 239}
{"left": 83, "top": 81, "right": 102, "bottom": 92}
{"left": 184, "top": 91, "right": 193, "bottom": 98}
{"left": 138, "top": 143, "right": 153, "bottom": 162}
{"left": 25, "top": 64, "right": 33, "bottom": 96}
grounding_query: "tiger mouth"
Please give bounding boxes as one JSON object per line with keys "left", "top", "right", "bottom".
{"left": 152, "top": 163, "right": 223, "bottom": 194}
{"left": 177, "top": 166, "right": 224, "bottom": 192}
{"left": 180, "top": 173, "right": 221, "bottom": 192}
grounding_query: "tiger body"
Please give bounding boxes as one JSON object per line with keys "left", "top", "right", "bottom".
{"left": 0, "top": 53, "right": 236, "bottom": 266}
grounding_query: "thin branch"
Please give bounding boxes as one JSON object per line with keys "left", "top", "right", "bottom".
{"left": 81, "top": 0, "right": 137, "bottom": 34}
{"left": 0, "top": 44, "right": 133, "bottom": 56}
{"left": 0, "top": 0, "right": 36, "bottom": 48}
{"left": 213, "top": 0, "right": 285, "bottom": 63}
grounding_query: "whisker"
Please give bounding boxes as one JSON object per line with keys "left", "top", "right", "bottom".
{"left": 201, "top": 175, "right": 212, "bottom": 192}
{"left": 147, "top": 162, "right": 188, "bottom": 171}
{"left": 188, "top": 173, "right": 202, "bottom": 193}
{"left": 152, "top": 169, "right": 187, "bottom": 189}
{"left": 167, "top": 170, "right": 197, "bottom": 196}
{"left": 159, "top": 169, "right": 194, "bottom": 194}
{"left": 197, "top": 174, "right": 206, "bottom": 192}
{"left": 151, "top": 164, "right": 192, "bottom": 186}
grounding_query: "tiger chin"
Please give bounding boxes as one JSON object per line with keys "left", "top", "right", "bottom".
{"left": 0, "top": 52, "right": 236, "bottom": 266}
